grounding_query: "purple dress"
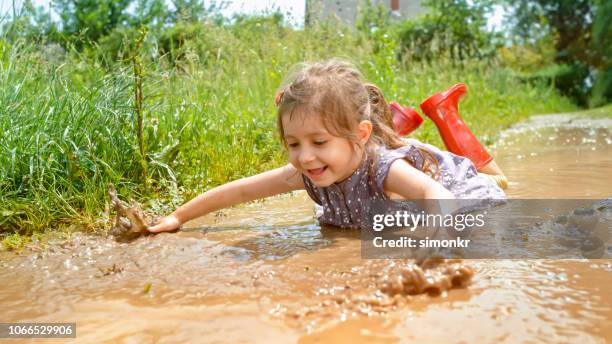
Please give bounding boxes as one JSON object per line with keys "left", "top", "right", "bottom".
{"left": 303, "top": 138, "right": 506, "bottom": 228}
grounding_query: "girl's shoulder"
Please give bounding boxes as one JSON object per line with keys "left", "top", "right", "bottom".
{"left": 374, "top": 141, "right": 430, "bottom": 182}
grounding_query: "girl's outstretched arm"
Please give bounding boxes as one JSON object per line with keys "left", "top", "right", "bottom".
{"left": 148, "top": 164, "right": 304, "bottom": 233}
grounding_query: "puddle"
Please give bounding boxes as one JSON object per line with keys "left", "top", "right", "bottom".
{"left": 494, "top": 114, "right": 612, "bottom": 198}
{"left": 1, "top": 112, "right": 611, "bottom": 342}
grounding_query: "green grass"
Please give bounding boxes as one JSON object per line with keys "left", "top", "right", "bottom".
{"left": 568, "top": 104, "right": 612, "bottom": 118}
{"left": 0, "top": 17, "right": 578, "bottom": 248}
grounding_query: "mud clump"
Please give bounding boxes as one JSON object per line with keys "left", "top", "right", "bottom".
{"left": 377, "top": 258, "right": 473, "bottom": 296}
{"left": 282, "top": 258, "right": 473, "bottom": 326}
{"left": 108, "top": 184, "right": 154, "bottom": 241}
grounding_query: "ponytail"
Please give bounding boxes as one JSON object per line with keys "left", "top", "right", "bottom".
{"left": 364, "top": 84, "right": 440, "bottom": 179}
{"left": 364, "top": 84, "right": 405, "bottom": 150}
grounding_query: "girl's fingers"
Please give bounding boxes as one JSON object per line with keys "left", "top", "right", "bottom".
{"left": 147, "top": 225, "right": 165, "bottom": 233}
{"left": 146, "top": 215, "right": 180, "bottom": 233}
{"left": 146, "top": 221, "right": 176, "bottom": 233}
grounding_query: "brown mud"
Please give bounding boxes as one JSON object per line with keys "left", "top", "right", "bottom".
{"left": 1, "top": 113, "right": 611, "bottom": 343}
{"left": 107, "top": 184, "right": 152, "bottom": 241}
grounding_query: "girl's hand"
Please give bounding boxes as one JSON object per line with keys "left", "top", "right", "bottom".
{"left": 147, "top": 214, "right": 181, "bottom": 233}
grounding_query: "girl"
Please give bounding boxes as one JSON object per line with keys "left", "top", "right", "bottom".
{"left": 147, "top": 59, "right": 505, "bottom": 233}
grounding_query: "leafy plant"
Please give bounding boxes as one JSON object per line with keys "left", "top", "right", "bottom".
{"left": 397, "top": 0, "right": 501, "bottom": 62}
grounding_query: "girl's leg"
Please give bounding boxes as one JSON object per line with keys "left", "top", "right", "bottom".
{"left": 479, "top": 160, "right": 504, "bottom": 176}
{"left": 419, "top": 83, "right": 508, "bottom": 189}
{"left": 478, "top": 171, "right": 508, "bottom": 190}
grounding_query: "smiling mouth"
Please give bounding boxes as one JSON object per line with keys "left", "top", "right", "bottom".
{"left": 307, "top": 166, "right": 327, "bottom": 177}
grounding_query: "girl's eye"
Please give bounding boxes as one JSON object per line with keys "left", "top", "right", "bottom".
{"left": 288, "top": 143, "right": 299, "bottom": 148}
{"left": 313, "top": 141, "right": 327, "bottom": 146}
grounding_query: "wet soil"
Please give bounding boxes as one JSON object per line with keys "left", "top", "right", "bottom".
{"left": 1, "top": 113, "right": 610, "bottom": 343}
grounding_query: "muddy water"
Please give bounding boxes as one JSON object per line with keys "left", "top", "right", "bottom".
{"left": 1, "top": 113, "right": 611, "bottom": 343}
{"left": 495, "top": 114, "right": 612, "bottom": 198}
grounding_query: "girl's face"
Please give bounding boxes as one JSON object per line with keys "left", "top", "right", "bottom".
{"left": 282, "top": 111, "right": 365, "bottom": 187}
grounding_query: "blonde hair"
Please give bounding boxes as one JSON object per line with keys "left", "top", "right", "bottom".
{"left": 276, "top": 59, "right": 439, "bottom": 177}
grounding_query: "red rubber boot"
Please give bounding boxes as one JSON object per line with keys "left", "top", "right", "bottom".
{"left": 419, "top": 83, "right": 493, "bottom": 170}
{"left": 390, "top": 102, "right": 423, "bottom": 136}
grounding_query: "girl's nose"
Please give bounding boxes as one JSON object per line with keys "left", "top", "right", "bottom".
{"left": 298, "top": 147, "right": 315, "bottom": 164}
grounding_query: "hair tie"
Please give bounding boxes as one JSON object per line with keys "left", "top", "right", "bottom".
{"left": 275, "top": 90, "right": 285, "bottom": 107}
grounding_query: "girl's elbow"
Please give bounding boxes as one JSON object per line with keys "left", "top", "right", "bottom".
{"left": 442, "top": 189, "right": 455, "bottom": 199}
{"left": 426, "top": 184, "right": 454, "bottom": 199}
